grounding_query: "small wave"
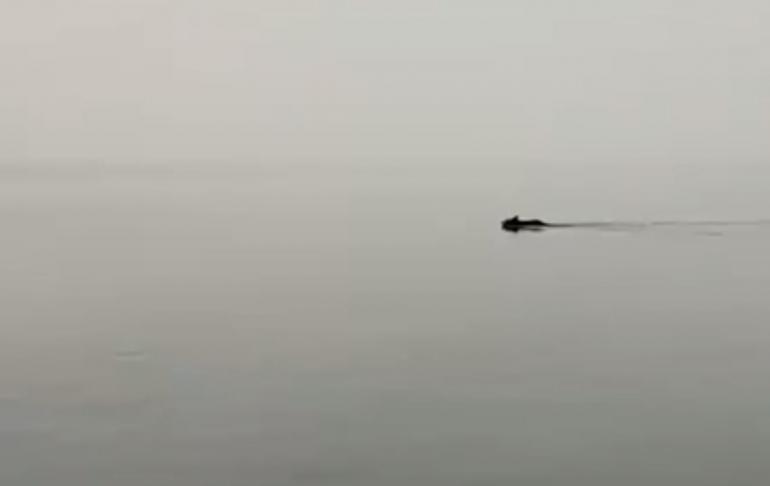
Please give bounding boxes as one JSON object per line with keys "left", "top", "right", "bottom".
{"left": 547, "top": 220, "right": 770, "bottom": 232}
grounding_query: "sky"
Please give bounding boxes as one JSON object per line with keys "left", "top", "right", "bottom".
{"left": 2, "top": 1, "right": 770, "bottom": 164}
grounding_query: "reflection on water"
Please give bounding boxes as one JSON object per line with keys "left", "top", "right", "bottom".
{"left": 1, "top": 163, "right": 770, "bottom": 485}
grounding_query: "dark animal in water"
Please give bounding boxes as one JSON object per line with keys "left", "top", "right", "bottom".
{"left": 501, "top": 215, "right": 549, "bottom": 232}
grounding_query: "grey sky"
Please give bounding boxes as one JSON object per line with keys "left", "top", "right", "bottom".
{"left": 3, "top": 1, "right": 770, "bottom": 163}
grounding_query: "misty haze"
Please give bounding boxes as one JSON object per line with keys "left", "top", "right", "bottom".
{"left": 2, "top": 2, "right": 770, "bottom": 485}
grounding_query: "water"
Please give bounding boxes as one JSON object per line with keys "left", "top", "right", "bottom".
{"left": 1, "top": 162, "right": 770, "bottom": 485}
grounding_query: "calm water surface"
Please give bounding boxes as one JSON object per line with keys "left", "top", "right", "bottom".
{"left": 1, "top": 163, "right": 769, "bottom": 485}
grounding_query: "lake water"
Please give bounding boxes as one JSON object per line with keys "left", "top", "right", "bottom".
{"left": 1, "top": 162, "right": 769, "bottom": 485}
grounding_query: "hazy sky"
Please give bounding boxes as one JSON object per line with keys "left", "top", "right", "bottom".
{"left": 3, "top": 1, "right": 770, "bottom": 164}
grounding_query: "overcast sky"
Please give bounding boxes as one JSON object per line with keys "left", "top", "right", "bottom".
{"left": 3, "top": 1, "right": 769, "bottom": 164}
